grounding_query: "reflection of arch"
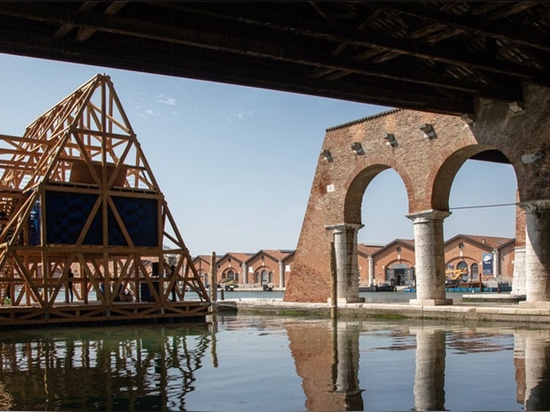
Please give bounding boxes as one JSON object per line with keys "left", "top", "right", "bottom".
{"left": 286, "top": 320, "right": 363, "bottom": 411}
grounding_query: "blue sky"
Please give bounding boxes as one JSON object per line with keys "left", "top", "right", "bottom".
{"left": 0, "top": 53, "right": 517, "bottom": 255}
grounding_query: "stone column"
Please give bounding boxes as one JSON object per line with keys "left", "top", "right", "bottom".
{"left": 406, "top": 210, "right": 452, "bottom": 306}
{"left": 241, "top": 263, "right": 247, "bottom": 286}
{"left": 278, "top": 260, "right": 285, "bottom": 288}
{"left": 493, "top": 249, "right": 499, "bottom": 278}
{"left": 520, "top": 200, "right": 550, "bottom": 306}
{"left": 512, "top": 246, "right": 526, "bottom": 296}
{"left": 367, "top": 256, "right": 374, "bottom": 286}
{"left": 326, "top": 223, "right": 364, "bottom": 303}
{"left": 412, "top": 328, "right": 446, "bottom": 411}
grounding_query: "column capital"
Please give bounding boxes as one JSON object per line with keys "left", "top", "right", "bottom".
{"left": 406, "top": 209, "right": 451, "bottom": 223}
{"left": 325, "top": 223, "right": 364, "bottom": 233}
{"left": 519, "top": 199, "right": 550, "bottom": 213}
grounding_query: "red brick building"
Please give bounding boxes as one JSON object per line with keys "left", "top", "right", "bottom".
{"left": 193, "top": 235, "right": 512, "bottom": 290}
{"left": 192, "top": 250, "right": 294, "bottom": 289}
{"left": 245, "top": 249, "right": 295, "bottom": 288}
{"left": 357, "top": 234, "right": 515, "bottom": 288}
{"left": 372, "top": 239, "right": 416, "bottom": 287}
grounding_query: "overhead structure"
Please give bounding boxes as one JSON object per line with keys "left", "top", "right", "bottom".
{"left": 0, "top": 74, "right": 210, "bottom": 326}
{"left": 0, "top": 2, "right": 549, "bottom": 115}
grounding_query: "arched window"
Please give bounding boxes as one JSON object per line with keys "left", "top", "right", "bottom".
{"left": 457, "top": 261, "right": 468, "bottom": 270}
{"left": 471, "top": 263, "right": 479, "bottom": 280}
{"left": 457, "top": 261, "right": 469, "bottom": 280}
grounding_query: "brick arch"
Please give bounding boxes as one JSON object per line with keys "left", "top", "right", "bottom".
{"left": 286, "top": 89, "right": 550, "bottom": 303}
{"left": 384, "top": 259, "right": 415, "bottom": 268}
{"left": 343, "top": 161, "right": 414, "bottom": 224}
{"left": 432, "top": 144, "right": 512, "bottom": 210}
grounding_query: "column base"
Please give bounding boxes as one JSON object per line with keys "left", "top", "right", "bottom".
{"left": 409, "top": 298, "right": 453, "bottom": 306}
{"left": 519, "top": 301, "right": 550, "bottom": 309}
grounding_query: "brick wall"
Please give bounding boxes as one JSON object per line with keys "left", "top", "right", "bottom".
{"left": 286, "top": 85, "right": 550, "bottom": 302}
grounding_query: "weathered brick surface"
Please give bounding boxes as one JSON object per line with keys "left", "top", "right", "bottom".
{"left": 285, "top": 85, "right": 550, "bottom": 302}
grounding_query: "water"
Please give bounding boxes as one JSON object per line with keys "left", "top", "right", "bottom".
{"left": 0, "top": 312, "right": 548, "bottom": 411}
{"left": 217, "top": 289, "right": 466, "bottom": 303}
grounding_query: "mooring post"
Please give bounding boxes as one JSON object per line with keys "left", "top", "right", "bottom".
{"left": 330, "top": 241, "right": 337, "bottom": 319}
{"left": 210, "top": 251, "right": 217, "bottom": 305}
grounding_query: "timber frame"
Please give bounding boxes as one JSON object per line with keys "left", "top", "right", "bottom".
{"left": 0, "top": 74, "right": 210, "bottom": 327}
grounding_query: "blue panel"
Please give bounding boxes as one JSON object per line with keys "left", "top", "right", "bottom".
{"left": 45, "top": 191, "right": 99, "bottom": 244}
{"left": 45, "top": 191, "right": 159, "bottom": 247}
{"left": 112, "top": 196, "right": 158, "bottom": 247}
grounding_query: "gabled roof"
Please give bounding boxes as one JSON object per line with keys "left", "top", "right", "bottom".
{"left": 193, "top": 255, "right": 213, "bottom": 265}
{"left": 217, "top": 252, "right": 254, "bottom": 265}
{"left": 357, "top": 244, "right": 383, "bottom": 256}
{"left": 371, "top": 239, "right": 415, "bottom": 257}
{"left": 246, "top": 249, "right": 295, "bottom": 263}
{"left": 445, "top": 234, "right": 513, "bottom": 250}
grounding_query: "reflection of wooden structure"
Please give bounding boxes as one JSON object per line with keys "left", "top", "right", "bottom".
{"left": 0, "top": 74, "right": 210, "bottom": 326}
{"left": 0, "top": 324, "right": 213, "bottom": 410}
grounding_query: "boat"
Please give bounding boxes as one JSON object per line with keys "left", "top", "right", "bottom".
{"left": 403, "top": 282, "right": 512, "bottom": 293}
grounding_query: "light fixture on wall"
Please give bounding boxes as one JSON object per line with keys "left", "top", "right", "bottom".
{"left": 320, "top": 149, "right": 333, "bottom": 162}
{"left": 419, "top": 123, "right": 437, "bottom": 139}
{"left": 350, "top": 142, "right": 365, "bottom": 155}
{"left": 384, "top": 133, "right": 398, "bottom": 147}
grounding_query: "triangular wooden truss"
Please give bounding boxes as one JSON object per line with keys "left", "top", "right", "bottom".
{"left": 0, "top": 74, "right": 210, "bottom": 317}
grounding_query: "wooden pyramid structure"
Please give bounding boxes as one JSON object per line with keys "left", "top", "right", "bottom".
{"left": 0, "top": 74, "right": 210, "bottom": 324}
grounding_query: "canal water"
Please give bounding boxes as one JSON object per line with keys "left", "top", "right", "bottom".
{"left": 0, "top": 308, "right": 548, "bottom": 411}
{"left": 210, "top": 289, "right": 468, "bottom": 304}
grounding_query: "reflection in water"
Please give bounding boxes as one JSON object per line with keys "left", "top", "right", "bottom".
{"left": 286, "top": 319, "right": 363, "bottom": 411}
{"left": 332, "top": 320, "right": 364, "bottom": 411}
{"left": 2, "top": 317, "right": 550, "bottom": 411}
{"left": 411, "top": 328, "right": 446, "bottom": 411}
{"left": 516, "top": 330, "right": 550, "bottom": 411}
{"left": 0, "top": 324, "right": 212, "bottom": 411}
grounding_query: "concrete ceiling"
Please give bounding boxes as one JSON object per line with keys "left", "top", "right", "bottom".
{"left": 0, "top": 2, "right": 549, "bottom": 115}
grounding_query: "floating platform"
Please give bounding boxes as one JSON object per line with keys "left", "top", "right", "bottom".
{"left": 0, "top": 300, "right": 211, "bottom": 328}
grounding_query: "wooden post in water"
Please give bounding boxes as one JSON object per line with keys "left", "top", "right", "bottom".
{"left": 210, "top": 252, "right": 217, "bottom": 303}
{"left": 330, "top": 241, "right": 338, "bottom": 319}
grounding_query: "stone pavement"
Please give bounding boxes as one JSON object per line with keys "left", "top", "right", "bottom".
{"left": 214, "top": 295, "right": 550, "bottom": 324}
